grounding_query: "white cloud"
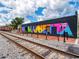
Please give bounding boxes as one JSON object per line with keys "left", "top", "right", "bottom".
{"left": 0, "top": 0, "right": 79, "bottom": 26}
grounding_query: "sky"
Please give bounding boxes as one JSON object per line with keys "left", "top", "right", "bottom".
{"left": 0, "top": 0, "right": 79, "bottom": 26}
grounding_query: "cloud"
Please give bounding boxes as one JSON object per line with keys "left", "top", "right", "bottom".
{"left": 0, "top": 10, "right": 10, "bottom": 14}
{"left": 0, "top": 0, "right": 79, "bottom": 26}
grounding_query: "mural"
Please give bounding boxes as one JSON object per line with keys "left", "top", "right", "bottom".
{"left": 22, "top": 15, "right": 77, "bottom": 38}
{"left": 22, "top": 23, "right": 72, "bottom": 35}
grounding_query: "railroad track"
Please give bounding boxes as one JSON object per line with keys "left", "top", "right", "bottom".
{"left": 0, "top": 35, "right": 42, "bottom": 59}
{"left": 0, "top": 31, "right": 79, "bottom": 59}
{"left": 0, "top": 33, "right": 43, "bottom": 59}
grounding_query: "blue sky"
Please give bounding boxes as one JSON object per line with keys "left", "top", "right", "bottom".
{"left": 0, "top": 0, "right": 79, "bottom": 26}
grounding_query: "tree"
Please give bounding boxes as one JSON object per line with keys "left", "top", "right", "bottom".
{"left": 10, "top": 17, "right": 24, "bottom": 29}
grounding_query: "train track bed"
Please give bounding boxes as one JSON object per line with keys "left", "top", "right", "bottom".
{"left": 0, "top": 34, "right": 42, "bottom": 59}
{"left": 0, "top": 31, "right": 79, "bottom": 59}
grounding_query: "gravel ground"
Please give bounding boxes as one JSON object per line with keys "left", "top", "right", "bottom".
{"left": 0, "top": 35, "right": 36, "bottom": 59}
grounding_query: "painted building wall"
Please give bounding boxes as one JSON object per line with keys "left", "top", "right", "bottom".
{"left": 22, "top": 14, "right": 77, "bottom": 38}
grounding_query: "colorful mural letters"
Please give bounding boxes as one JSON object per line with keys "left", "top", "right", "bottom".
{"left": 22, "top": 15, "right": 77, "bottom": 38}
{"left": 22, "top": 23, "right": 73, "bottom": 36}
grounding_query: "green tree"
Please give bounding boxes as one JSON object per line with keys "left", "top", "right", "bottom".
{"left": 10, "top": 17, "right": 24, "bottom": 29}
